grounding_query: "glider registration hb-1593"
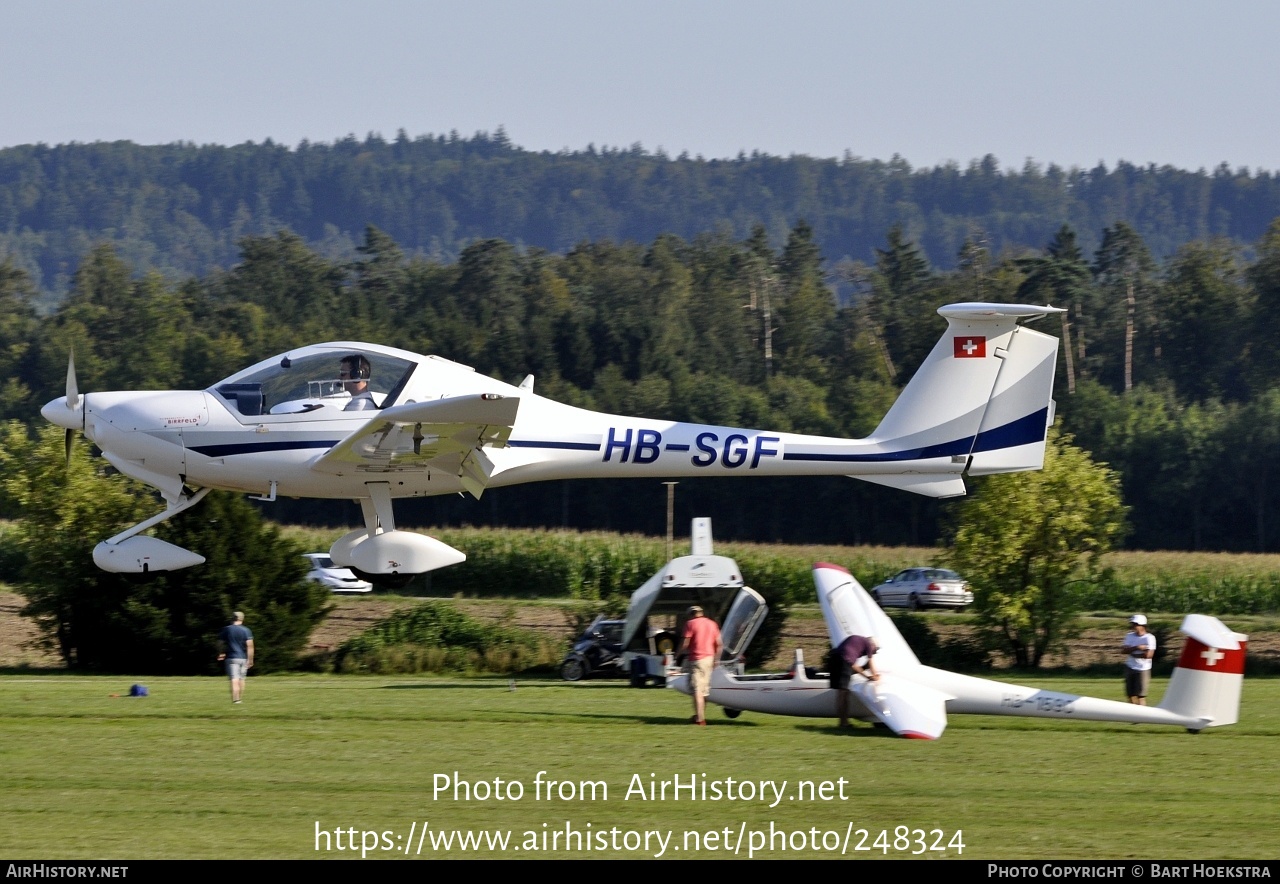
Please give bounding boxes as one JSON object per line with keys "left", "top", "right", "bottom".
{"left": 42, "top": 302, "right": 1061, "bottom": 584}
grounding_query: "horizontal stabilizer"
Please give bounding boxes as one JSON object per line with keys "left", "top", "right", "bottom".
{"left": 937, "top": 303, "right": 1063, "bottom": 321}
{"left": 1181, "top": 614, "right": 1241, "bottom": 651}
{"left": 852, "top": 473, "right": 968, "bottom": 498}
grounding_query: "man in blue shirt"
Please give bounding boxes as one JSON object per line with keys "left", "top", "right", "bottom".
{"left": 217, "top": 611, "right": 255, "bottom": 704}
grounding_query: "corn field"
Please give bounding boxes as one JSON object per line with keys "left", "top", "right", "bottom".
{"left": 285, "top": 526, "right": 1280, "bottom": 615}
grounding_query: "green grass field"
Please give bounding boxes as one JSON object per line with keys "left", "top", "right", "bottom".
{"left": 1, "top": 673, "right": 1276, "bottom": 860}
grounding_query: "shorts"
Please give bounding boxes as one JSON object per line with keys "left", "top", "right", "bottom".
{"left": 226, "top": 659, "right": 248, "bottom": 680}
{"left": 829, "top": 657, "right": 853, "bottom": 690}
{"left": 689, "top": 657, "right": 714, "bottom": 697}
{"left": 1125, "top": 667, "right": 1150, "bottom": 698}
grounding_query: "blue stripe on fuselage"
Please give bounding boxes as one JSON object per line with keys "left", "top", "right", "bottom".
{"left": 507, "top": 440, "right": 601, "bottom": 451}
{"left": 190, "top": 438, "right": 604, "bottom": 458}
{"left": 184, "top": 409, "right": 1047, "bottom": 464}
{"left": 971, "top": 408, "right": 1050, "bottom": 453}
{"left": 781, "top": 408, "right": 1048, "bottom": 464}
{"left": 188, "top": 440, "right": 339, "bottom": 458}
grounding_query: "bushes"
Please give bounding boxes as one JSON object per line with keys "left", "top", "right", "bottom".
{"left": 376, "top": 527, "right": 925, "bottom": 606}
{"left": 0, "top": 424, "right": 330, "bottom": 673}
{"left": 888, "top": 612, "right": 992, "bottom": 671}
{"left": 332, "top": 602, "right": 562, "bottom": 674}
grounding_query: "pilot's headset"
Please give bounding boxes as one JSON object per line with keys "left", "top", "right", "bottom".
{"left": 341, "top": 355, "right": 371, "bottom": 381}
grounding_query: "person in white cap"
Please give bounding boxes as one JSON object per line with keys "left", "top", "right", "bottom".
{"left": 1121, "top": 614, "right": 1155, "bottom": 705}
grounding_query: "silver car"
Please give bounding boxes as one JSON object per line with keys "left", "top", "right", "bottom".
{"left": 871, "top": 568, "right": 973, "bottom": 611}
{"left": 303, "top": 553, "right": 373, "bottom": 593}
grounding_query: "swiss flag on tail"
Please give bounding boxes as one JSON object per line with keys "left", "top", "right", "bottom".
{"left": 1177, "top": 636, "right": 1247, "bottom": 674}
{"left": 953, "top": 336, "right": 986, "bottom": 358}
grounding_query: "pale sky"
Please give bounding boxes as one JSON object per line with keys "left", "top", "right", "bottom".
{"left": 2, "top": 0, "right": 1276, "bottom": 173}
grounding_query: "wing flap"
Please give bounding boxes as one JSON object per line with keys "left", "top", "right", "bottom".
{"left": 312, "top": 394, "right": 518, "bottom": 497}
{"left": 853, "top": 675, "right": 951, "bottom": 740}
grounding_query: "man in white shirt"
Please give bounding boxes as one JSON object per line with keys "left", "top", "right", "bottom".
{"left": 1121, "top": 614, "right": 1156, "bottom": 705}
{"left": 340, "top": 354, "right": 377, "bottom": 411}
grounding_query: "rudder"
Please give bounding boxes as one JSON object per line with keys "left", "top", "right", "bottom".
{"left": 1157, "top": 615, "right": 1247, "bottom": 728}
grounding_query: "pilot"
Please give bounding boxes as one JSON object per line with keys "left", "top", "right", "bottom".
{"left": 339, "top": 354, "right": 377, "bottom": 411}
{"left": 830, "top": 634, "right": 879, "bottom": 728}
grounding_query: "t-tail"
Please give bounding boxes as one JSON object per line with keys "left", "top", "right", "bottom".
{"left": 1156, "top": 614, "right": 1247, "bottom": 728}
{"left": 857, "top": 303, "right": 1064, "bottom": 499}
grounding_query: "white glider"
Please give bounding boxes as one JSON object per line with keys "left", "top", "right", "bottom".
{"left": 670, "top": 563, "right": 1246, "bottom": 739}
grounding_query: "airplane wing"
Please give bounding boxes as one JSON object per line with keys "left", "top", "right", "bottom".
{"left": 853, "top": 675, "right": 952, "bottom": 740}
{"left": 813, "top": 563, "right": 920, "bottom": 668}
{"left": 814, "top": 563, "right": 951, "bottom": 737}
{"left": 311, "top": 394, "right": 519, "bottom": 498}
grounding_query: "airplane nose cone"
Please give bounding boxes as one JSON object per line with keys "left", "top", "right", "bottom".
{"left": 41, "top": 397, "right": 82, "bottom": 430}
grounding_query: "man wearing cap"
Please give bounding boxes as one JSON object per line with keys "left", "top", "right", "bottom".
{"left": 678, "top": 605, "right": 722, "bottom": 726}
{"left": 1121, "top": 614, "right": 1156, "bottom": 705}
{"left": 831, "top": 634, "right": 879, "bottom": 727}
{"left": 217, "top": 611, "right": 255, "bottom": 704}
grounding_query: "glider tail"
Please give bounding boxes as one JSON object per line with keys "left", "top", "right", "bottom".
{"left": 861, "top": 303, "right": 1063, "bottom": 497}
{"left": 1157, "top": 614, "right": 1247, "bottom": 728}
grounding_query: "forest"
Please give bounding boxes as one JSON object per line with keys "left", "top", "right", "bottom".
{"left": 3, "top": 132, "right": 1280, "bottom": 303}
{"left": 4, "top": 208, "right": 1280, "bottom": 552}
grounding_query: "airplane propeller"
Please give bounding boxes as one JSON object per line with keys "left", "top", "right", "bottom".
{"left": 64, "top": 352, "right": 81, "bottom": 464}
{"left": 39, "top": 351, "right": 86, "bottom": 463}
{"left": 66, "top": 350, "right": 80, "bottom": 411}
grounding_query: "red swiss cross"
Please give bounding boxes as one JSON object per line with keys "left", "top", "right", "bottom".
{"left": 953, "top": 336, "right": 986, "bottom": 358}
{"left": 1177, "top": 636, "right": 1246, "bottom": 674}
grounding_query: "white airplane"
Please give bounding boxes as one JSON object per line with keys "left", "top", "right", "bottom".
{"left": 669, "top": 562, "right": 1247, "bottom": 739}
{"left": 41, "top": 302, "right": 1062, "bottom": 584}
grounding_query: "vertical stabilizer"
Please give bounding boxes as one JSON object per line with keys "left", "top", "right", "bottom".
{"left": 1157, "top": 615, "right": 1247, "bottom": 728}
{"left": 870, "top": 305, "right": 1023, "bottom": 444}
{"left": 861, "top": 304, "right": 1063, "bottom": 493}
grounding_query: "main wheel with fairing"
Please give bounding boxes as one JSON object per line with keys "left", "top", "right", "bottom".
{"left": 724, "top": 708, "right": 742, "bottom": 719}
{"left": 351, "top": 567, "right": 415, "bottom": 590}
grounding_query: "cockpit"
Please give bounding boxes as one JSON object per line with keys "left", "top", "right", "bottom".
{"left": 210, "top": 346, "right": 416, "bottom": 419}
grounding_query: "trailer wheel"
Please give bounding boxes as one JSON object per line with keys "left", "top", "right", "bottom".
{"left": 561, "top": 657, "right": 589, "bottom": 682}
